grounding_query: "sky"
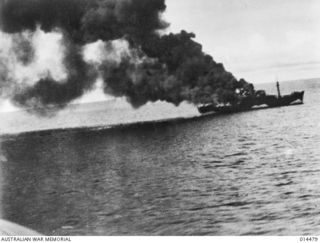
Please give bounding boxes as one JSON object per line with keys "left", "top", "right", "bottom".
{"left": 1, "top": 0, "right": 320, "bottom": 112}
{"left": 165, "top": 0, "right": 320, "bottom": 83}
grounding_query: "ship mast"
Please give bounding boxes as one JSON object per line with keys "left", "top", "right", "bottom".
{"left": 276, "top": 81, "right": 281, "bottom": 98}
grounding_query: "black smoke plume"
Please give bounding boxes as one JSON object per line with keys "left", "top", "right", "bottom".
{"left": 0, "top": 0, "right": 255, "bottom": 114}
{"left": 12, "top": 39, "right": 98, "bottom": 115}
{"left": 11, "top": 32, "right": 35, "bottom": 65}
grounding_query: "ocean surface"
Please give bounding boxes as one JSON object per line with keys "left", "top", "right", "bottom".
{"left": 1, "top": 79, "right": 320, "bottom": 235}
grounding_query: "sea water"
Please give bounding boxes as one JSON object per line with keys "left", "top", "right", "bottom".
{"left": 0, "top": 79, "right": 320, "bottom": 235}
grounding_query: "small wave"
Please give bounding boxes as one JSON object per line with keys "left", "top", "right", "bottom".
{"left": 225, "top": 152, "right": 247, "bottom": 158}
{"left": 275, "top": 181, "right": 294, "bottom": 187}
{"left": 232, "top": 159, "right": 245, "bottom": 166}
{"left": 209, "top": 160, "right": 223, "bottom": 164}
{"left": 298, "top": 194, "right": 313, "bottom": 199}
{"left": 250, "top": 213, "right": 280, "bottom": 222}
{"left": 241, "top": 230, "right": 273, "bottom": 236}
{"left": 221, "top": 201, "right": 250, "bottom": 207}
{"left": 188, "top": 201, "right": 251, "bottom": 212}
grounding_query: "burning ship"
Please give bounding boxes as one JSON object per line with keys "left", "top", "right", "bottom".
{"left": 198, "top": 82, "right": 304, "bottom": 114}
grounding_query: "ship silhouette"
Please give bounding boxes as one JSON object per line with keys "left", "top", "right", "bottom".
{"left": 198, "top": 82, "right": 304, "bottom": 114}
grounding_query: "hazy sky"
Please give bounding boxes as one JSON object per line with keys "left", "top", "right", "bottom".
{"left": 165, "top": 0, "right": 320, "bottom": 83}
{"left": 1, "top": 0, "right": 320, "bottom": 112}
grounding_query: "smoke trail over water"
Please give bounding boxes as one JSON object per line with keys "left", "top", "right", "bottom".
{"left": 0, "top": 0, "right": 254, "bottom": 115}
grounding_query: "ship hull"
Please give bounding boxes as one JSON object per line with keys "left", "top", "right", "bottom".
{"left": 264, "top": 91, "right": 304, "bottom": 107}
{"left": 198, "top": 91, "right": 304, "bottom": 114}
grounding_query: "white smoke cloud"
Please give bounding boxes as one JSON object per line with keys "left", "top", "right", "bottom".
{"left": 83, "top": 38, "right": 132, "bottom": 65}
{"left": 0, "top": 27, "right": 67, "bottom": 92}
